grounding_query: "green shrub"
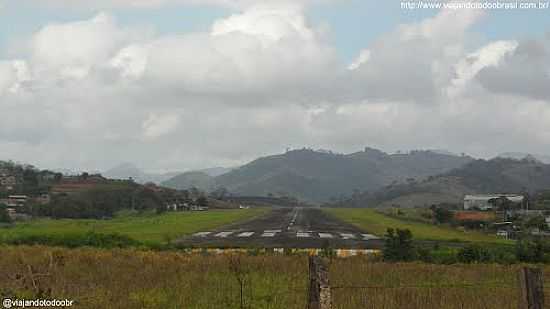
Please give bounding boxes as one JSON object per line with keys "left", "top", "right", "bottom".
{"left": 4, "top": 232, "right": 141, "bottom": 248}
{"left": 383, "top": 228, "right": 416, "bottom": 262}
{"left": 0, "top": 204, "right": 12, "bottom": 223}
{"left": 515, "top": 239, "right": 548, "bottom": 263}
{"left": 457, "top": 245, "right": 493, "bottom": 263}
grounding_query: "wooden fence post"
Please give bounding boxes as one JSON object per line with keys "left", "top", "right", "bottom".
{"left": 518, "top": 267, "right": 544, "bottom": 309}
{"left": 308, "top": 256, "right": 332, "bottom": 309}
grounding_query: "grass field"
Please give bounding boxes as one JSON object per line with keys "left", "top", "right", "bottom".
{"left": 324, "top": 208, "right": 511, "bottom": 244}
{"left": 0, "top": 208, "right": 269, "bottom": 245}
{"left": 1, "top": 246, "right": 549, "bottom": 309}
{"left": 330, "top": 257, "right": 550, "bottom": 309}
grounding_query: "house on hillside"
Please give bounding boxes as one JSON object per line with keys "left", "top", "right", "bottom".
{"left": 454, "top": 211, "right": 496, "bottom": 221}
{"left": 6, "top": 195, "right": 28, "bottom": 207}
{"left": 51, "top": 175, "right": 110, "bottom": 195}
{"left": 463, "top": 194, "right": 524, "bottom": 211}
{"left": 0, "top": 173, "right": 17, "bottom": 191}
{"left": 34, "top": 193, "right": 50, "bottom": 205}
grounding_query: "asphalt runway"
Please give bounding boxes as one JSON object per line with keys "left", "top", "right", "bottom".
{"left": 175, "top": 207, "right": 383, "bottom": 249}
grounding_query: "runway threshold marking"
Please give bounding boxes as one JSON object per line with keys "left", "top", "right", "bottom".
{"left": 340, "top": 233, "right": 356, "bottom": 240}
{"left": 297, "top": 232, "right": 311, "bottom": 238}
{"left": 237, "top": 232, "right": 254, "bottom": 237}
{"left": 214, "top": 231, "right": 234, "bottom": 238}
{"left": 193, "top": 232, "right": 211, "bottom": 237}
{"left": 362, "top": 234, "right": 380, "bottom": 240}
{"left": 261, "top": 229, "right": 282, "bottom": 237}
{"left": 318, "top": 233, "right": 333, "bottom": 239}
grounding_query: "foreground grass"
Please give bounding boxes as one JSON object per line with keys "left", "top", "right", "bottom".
{"left": 330, "top": 257, "right": 550, "bottom": 309}
{"left": 0, "top": 246, "right": 307, "bottom": 309}
{"left": 0, "top": 208, "right": 269, "bottom": 245}
{"left": 324, "top": 208, "right": 510, "bottom": 244}
{"left": 1, "top": 246, "right": 549, "bottom": 309}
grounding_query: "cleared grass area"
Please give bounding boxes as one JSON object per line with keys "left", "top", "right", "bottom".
{"left": 0, "top": 208, "right": 269, "bottom": 245}
{"left": 324, "top": 208, "right": 511, "bottom": 244}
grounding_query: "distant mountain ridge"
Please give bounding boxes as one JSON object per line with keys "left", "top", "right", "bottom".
{"left": 159, "top": 167, "right": 234, "bottom": 190}
{"left": 346, "top": 157, "right": 550, "bottom": 208}
{"left": 498, "top": 152, "right": 550, "bottom": 164}
{"left": 103, "top": 163, "right": 180, "bottom": 184}
{"left": 162, "top": 147, "right": 473, "bottom": 203}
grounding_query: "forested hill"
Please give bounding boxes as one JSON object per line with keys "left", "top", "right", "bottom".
{"left": 340, "top": 157, "right": 550, "bottom": 208}
{"left": 163, "top": 148, "right": 473, "bottom": 203}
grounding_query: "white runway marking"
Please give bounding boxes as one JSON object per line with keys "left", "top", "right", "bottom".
{"left": 214, "top": 231, "right": 233, "bottom": 238}
{"left": 237, "top": 232, "right": 254, "bottom": 237}
{"left": 297, "top": 232, "right": 311, "bottom": 238}
{"left": 340, "top": 233, "right": 356, "bottom": 240}
{"left": 193, "top": 232, "right": 211, "bottom": 237}
{"left": 318, "top": 233, "right": 333, "bottom": 239}
{"left": 262, "top": 232, "right": 276, "bottom": 237}
{"left": 264, "top": 230, "right": 282, "bottom": 233}
{"left": 362, "top": 234, "right": 380, "bottom": 240}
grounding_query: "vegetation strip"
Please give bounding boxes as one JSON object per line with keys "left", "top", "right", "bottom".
{"left": 323, "top": 208, "right": 510, "bottom": 244}
{"left": 0, "top": 208, "right": 269, "bottom": 247}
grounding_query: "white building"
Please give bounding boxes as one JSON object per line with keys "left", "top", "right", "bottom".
{"left": 463, "top": 194, "right": 524, "bottom": 211}
{"left": 6, "top": 195, "right": 28, "bottom": 207}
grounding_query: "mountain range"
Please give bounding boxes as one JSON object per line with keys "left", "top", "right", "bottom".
{"left": 103, "top": 163, "right": 233, "bottom": 185}
{"left": 102, "top": 163, "right": 178, "bottom": 184}
{"left": 343, "top": 157, "right": 550, "bottom": 208}
{"left": 497, "top": 152, "right": 550, "bottom": 164}
{"left": 161, "top": 147, "right": 473, "bottom": 203}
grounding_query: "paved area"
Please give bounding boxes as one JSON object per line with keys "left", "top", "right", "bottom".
{"left": 176, "top": 207, "right": 383, "bottom": 249}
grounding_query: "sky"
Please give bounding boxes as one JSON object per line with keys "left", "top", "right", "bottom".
{"left": 0, "top": 0, "right": 549, "bottom": 173}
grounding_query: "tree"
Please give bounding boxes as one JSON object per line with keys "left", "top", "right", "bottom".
{"left": 457, "top": 244, "right": 492, "bottom": 263}
{"left": 210, "top": 187, "right": 228, "bottom": 200}
{"left": 383, "top": 228, "right": 415, "bottom": 261}
{"left": 516, "top": 239, "right": 547, "bottom": 263}
{"left": 430, "top": 206, "right": 453, "bottom": 224}
{"left": 53, "top": 173, "right": 63, "bottom": 182}
{"left": 134, "top": 188, "right": 163, "bottom": 211}
{"left": 0, "top": 203, "right": 12, "bottom": 223}
{"left": 196, "top": 196, "right": 208, "bottom": 207}
{"left": 525, "top": 215, "right": 547, "bottom": 231}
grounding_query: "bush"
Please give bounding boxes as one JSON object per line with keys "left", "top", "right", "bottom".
{"left": 383, "top": 228, "right": 416, "bottom": 262}
{"left": 0, "top": 204, "right": 12, "bottom": 223}
{"left": 515, "top": 238, "right": 549, "bottom": 263}
{"left": 431, "top": 207, "right": 453, "bottom": 224}
{"left": 4, "top": 232, "right": 141, "bottom": 249}
{"left": 457, "top": 245, "right": 492, "bottom": 263}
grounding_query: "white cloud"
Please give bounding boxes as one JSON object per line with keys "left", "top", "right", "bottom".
{"left": 0, "top": 5, "right": 549, "bottom": 173}
{"left": 476, "top": 38, "right": 550, "bottom": 100}
{"left": 0, "top": 61, "right": 16, "bottom": 95}
{"left": 211, "top": 4, "right": 315, "bottom": 44}
{"left": 109, "top": 44, "right": 149, "bottom": 80}
{"left": 347, "top": 6, "right": 485, "bottom": 102}
{"left": 348, "top": 49, "right": 370, "bottom": 71}
{"left": 142, "top": 113, "right": 180, "bottom": 139}
{"left": 447, "top": 40, "right": 518, "bottom": 97}
{"left": 111, "top": 6, "right": 337, "bottom": 101}
{"left": 17, "top": 0, "right": 331, "bottom": 10}
{"left": 0, "top": 60, "right": 31, "bottom": 95}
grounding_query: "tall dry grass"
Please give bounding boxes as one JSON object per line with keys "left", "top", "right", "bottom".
{"left": 330, "top": 256, "right": 550, "bottom": 309}
{"left": 2, "top": 246, "right": 550, "bottom": 309}
{"left": 0, "top": 246, "right": 307, "bottom": 309}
